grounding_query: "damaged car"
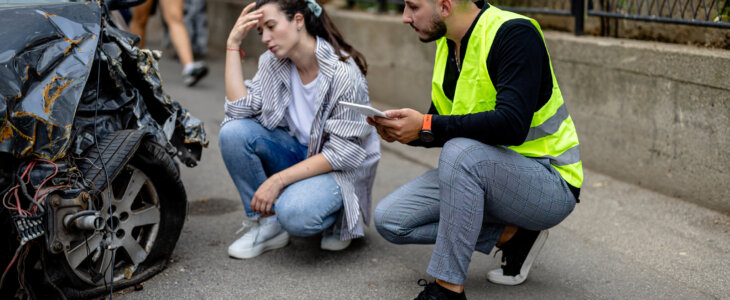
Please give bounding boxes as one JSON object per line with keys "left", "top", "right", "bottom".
{"left": 0, "top": 0, "right": 207, "bottom": 298}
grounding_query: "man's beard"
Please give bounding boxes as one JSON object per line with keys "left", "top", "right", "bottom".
{"left": 418, "top": 14, "right": 447, "bottom": 43}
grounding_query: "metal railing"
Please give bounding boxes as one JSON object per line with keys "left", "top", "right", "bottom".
{"left": 493, "top": 0, "right": 730, "bottom": 33}
{"left": 347, "top": 0, "right": 730, "bottom": 34}
{"left": 491, "top": 0, "right": 573, "bottom": 15}
{"left": 588, "top": 0, "right": 730, "bottom": 28}
{"left": 490, "top": 0, "right": 585, "bottom": 34}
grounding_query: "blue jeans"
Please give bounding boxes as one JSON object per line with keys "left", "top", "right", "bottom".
{"left": 374, "top": 138, "right": 576, "bottom": 285}
{"left": 219, "top": 118, "right": 343, "bottom": 237}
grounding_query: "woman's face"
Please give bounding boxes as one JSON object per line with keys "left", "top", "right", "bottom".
{"left": 257, "top": 3, "right": 303, "bottom": 59}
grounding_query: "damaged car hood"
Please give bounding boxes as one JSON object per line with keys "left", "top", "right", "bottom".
{"left": 0, "top": 2, "right": 101, "bottom": 160}
{"left": 0, "top": 1, "right": 208, "bottom": 163}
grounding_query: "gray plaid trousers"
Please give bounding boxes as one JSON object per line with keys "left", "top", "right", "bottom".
{"left": 374, "top": 137, "right": 576, "bottom": 284}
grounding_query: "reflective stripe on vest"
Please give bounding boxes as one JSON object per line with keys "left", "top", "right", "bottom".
{"left": 430, "top": 5, "right": 583, "bottom": 188}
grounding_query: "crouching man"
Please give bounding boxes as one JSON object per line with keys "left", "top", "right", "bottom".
{"left": 368, "top": 0, "right": 583, "bottom": 298}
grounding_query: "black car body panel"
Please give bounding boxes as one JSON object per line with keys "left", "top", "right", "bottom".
{"left": 0, "top": 2, "right": 206, "bottom": 297}
{"left": 0, "top": 2, "right": 101, "bottom": 160}
{"left": 0, "top": 1, "right": 208, "bottom": 163}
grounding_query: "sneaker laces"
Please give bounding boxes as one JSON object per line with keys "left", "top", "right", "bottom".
{"left": 235, "top": 219, "right": 258, "bottom": 235}
{"left": 414, "top": 279, "right": 451, "bottom": 300}
{"left": 497, "top": 244, "right": 519, "bottom": 273}
{"left": 495, "top": 229, "right": 540, "bottom": 275}
{"left": 500, "top": 252, "right": 510, "bottom": 271}
{"left": 414, "top": 279, "right": 433, "bottom": 300}
{"left": 493, "top": 246, "right": 509, "bottom": 270}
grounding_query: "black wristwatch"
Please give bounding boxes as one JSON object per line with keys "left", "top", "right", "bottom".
{"left": 419, "top": 114, "right": 434, "bottom": 142}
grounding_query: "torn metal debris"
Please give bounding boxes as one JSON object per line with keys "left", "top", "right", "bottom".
{"left": 0, "top": 1, "right": 208, "bottom": 162}
{"left": 1, "top": 1, "right": 206, "bottom": 298}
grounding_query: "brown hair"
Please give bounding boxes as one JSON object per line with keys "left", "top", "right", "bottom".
{"left": 255, "top": 0, "right": 368, "bottom": 75}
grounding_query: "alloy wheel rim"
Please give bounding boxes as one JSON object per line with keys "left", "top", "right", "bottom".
{"left": 63, "top": 165, "right": 161, "bottom": 286}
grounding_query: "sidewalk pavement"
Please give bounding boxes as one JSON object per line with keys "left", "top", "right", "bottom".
{"left": 115, "top": 49, "right": 729, "bottom": 299}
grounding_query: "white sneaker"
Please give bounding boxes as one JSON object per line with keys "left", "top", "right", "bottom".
{"left": 182, "top": 61, "right": 208, "bottom": 87}
{"left": 228, "top": 216, "right": 289, "bottom": 259}
{"left": 487, "top": 229, "right": 548, "bottom": 285}
{"left": 320, "top": 224, "right": 351, "bottom": 251}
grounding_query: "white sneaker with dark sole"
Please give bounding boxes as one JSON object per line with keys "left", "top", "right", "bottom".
{"left": 487, "top": 229, "right": 549, "bottom": 286}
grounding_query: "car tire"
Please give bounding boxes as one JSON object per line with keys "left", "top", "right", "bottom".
{"left": 57, "top": 140, "right": 186, "bottom": 298}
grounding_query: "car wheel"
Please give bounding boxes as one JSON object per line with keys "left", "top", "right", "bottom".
{"left": 60, "top": 141, "right": 186, "bottom": 294}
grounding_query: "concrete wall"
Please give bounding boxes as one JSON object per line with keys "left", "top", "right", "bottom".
{"left": 545, "top": 34, "right": 730, "bottom": 213}
{"left": 208, "top": 0, "right": 270, "bottom": 57}
{"left": 206, "top": 2, "right": 730, "bottom": 213}
{"left": 329, "top": 10, "right": 435, "bottom": 111}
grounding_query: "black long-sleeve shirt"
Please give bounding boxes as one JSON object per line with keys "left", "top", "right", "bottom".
{"left": 413, "top": 3, "right": 580, "bottom": 198}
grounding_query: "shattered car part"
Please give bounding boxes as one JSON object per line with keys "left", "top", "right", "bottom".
{"left": 0, "top": 3, "right": 101, "bottom": 159}
{"left": 0, "top": 2, "right": 208, "bottom": 161}
{"left": 0, "top": 1, "right": 206, "bottom": 298}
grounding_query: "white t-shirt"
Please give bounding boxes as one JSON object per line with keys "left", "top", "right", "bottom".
{"left": 287, "top": 65, "right": 321, "bottom": 146}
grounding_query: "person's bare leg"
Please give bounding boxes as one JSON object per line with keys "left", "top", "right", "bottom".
{"left": 160, "top": 0, "right": 194, "bottom": 66}
{"left": 129, "top": 0, "right": 154, "bottom": 48}
{"left": 435, "top": 279, "right": 464, "bottom": 293}
{"left": 497, "top": 225, "right": 518, "bottom": 246}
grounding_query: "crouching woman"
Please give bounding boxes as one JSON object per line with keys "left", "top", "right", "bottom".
{"left": 219, "top": 0, "right": 380, "bottom": 259}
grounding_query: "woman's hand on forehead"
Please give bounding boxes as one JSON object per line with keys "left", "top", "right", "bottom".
{"left": 227, "top": 2, "right": 264, "bottom": 47}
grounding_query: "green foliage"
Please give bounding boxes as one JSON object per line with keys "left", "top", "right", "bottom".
{"left": 720, "top": 0, "right": 730, "bottom": 22}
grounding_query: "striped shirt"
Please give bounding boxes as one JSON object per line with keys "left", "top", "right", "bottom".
{"left": 223, "top": 37, "right": 380, "bottom": 240}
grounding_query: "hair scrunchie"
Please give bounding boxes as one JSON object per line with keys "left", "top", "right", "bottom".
{"left": 305, "top": 0, "right": 322, "bottom": 17}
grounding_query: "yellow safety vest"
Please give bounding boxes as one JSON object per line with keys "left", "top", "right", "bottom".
{"left": 431, "top": 5, "right": 583, "bottom": 188}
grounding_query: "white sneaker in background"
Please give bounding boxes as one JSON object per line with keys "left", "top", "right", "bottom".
{"left": 228, "top": 216, "right": 289, "bottom": 259}
{"left": 182, "top": 61, "right": 208, "bottom": 87}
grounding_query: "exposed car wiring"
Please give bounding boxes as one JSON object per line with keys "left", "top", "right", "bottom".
{"left": 41, "top": 249, "right": 68, "bottom": 300}
{"left": 1, "top": 160, "right": 64, "bottom": 216}
{"left": 93, "top": 3, "right": 117, "bottom": 296}
{"left": 82, "top": 231, "right": 94, "bottom": 294}
{"left": 0, "top": 246, "right": 22, "bottom": 289}
{"left": 16, "top": 243, "right": 30, "bottom": 292}
{"left": 0, "top": 158, "right": 72, "bottom": 295}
